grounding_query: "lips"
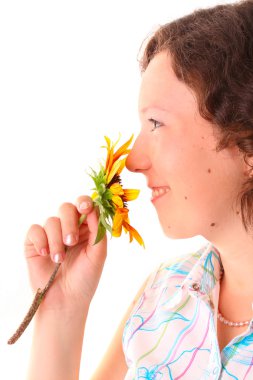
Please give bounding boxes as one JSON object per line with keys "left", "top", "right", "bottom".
{"left": 151, "top": 186, "right": 170, "bottom": 201}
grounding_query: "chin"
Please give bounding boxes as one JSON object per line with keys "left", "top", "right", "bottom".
{"left": 159, "top": 219, "right": 199, "bottom": 240}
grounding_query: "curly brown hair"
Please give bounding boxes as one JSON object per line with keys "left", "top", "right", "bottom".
{"left": 140, "top": 0, "right": 253, "bottom": 233}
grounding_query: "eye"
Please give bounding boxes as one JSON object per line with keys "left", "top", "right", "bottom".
{"left": 149, "top": 118, "right": 163, "bottom": 132}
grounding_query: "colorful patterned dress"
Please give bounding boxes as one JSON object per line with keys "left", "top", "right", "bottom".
{"left": 123, "top": 243, "right": 253, "bottom": 379}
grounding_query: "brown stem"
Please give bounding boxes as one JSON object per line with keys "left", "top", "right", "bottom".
{"left": 8, "top": 214, "right": 88, "bottom": 345}
{"left": 7, "top": 263, "right": 61, "bottom": 345}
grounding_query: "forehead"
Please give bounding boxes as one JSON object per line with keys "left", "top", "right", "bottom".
{"left": 139, "top": 51, "right": 197, "bottom": 114}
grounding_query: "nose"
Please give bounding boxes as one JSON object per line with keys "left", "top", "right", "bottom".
{"left": 126, "top": 133, "right": 151, "bottom": 173}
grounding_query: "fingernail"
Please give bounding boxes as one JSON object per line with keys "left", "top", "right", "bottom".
{"left": 53, "top": 253, "right": 63, "bottom": 263}
{"left": 80, "top": 201, "right": 91, "bottom": 210}
{"left": 64, "top": 233, "right": 77, "bottom": 246}
{"left": 41, "top": 248, "right": 48, "bottom": 256}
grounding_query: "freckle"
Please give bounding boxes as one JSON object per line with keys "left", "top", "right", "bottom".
{"left": 184, "top": 196, "right": 188, "bottom": 200}
{"left": 201, "top": 136, "right": 205, "bottom": 139}
{"left": 167, "top": 225, "right": 171, "bottom": 229}
{"left": 236, "top": 211, "right": 240, "bottom": 215}
{"left": 207, "top": 168, "right": 211, "bottom": 173}
{"left": 210, "top": 223, "right": 216, "bottom": 227}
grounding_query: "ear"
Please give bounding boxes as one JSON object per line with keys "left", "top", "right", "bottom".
{"left": 242, "top": 155, "right": 253, "bottom": 178}
{"left": 227, "top": 144, "right": 253, "bottom": 179}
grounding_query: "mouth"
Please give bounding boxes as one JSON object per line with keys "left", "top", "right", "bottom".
{"left": 151, "top": 186, "right": 170, "bottom": 202}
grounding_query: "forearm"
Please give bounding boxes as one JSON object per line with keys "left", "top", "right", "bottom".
{"left": 27, "top": 306, "right": 88, "bottom": 380}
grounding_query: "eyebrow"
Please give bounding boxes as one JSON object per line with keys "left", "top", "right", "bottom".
{"left": 139, "top": 106, "right": 170, "bottom": 114}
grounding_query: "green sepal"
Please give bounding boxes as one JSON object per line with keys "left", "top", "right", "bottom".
{"left": 78, "top": 213, "right": 87, "bottom": 227}
{"left": 88, "top": 165, "right": 117, "bottom": 244}
{"left": 88, "top": 167, "right": 107, "bottom": 197}
{"left": 99, "top": 209, "right": 112, "bottom": 234}
{"left": 93, "top": 222, "right": 107, "bottom": 245}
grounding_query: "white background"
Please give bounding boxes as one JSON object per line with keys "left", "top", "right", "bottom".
{"left": 0, "top": 1, "right": 235, "bottom": 379}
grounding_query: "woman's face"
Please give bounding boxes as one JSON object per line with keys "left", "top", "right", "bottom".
{"left": 126, "top": 51, "right": 246, "bottom": 240}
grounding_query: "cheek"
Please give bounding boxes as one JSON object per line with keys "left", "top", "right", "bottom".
{"left": 159, "top": 144, "right": 228, "bottom": 208}
{"left": 154, "top": 132, "right": 239, "bottom": 201}
{"left": 157, "top": 142, "right": 206, "bottom": 189}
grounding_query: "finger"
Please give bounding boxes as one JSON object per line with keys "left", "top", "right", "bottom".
{"left": 58, "top": 202, "right": 79, "bottom": 246}
{"left": 75, "top": 195, "right": 94, "bottom": 216}
{"left": 44, "top": 217, "right": 65, "bottom": 263}
{"left": 24, "top": 224, "right": 49, "bottom": 258}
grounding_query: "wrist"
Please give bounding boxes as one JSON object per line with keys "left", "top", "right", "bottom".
{"left": 35, "top": 297, "right": 90, "bottom": 324}
{"left": 34, "top": 289, "right": 91, "bottom": 317}
{"left": 29, "top": 303, "right": 89, "bottom": 380}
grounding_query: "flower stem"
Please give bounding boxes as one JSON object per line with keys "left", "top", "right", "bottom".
{"left": 7, "top": 214, "right": 87, "bottom": 345}
{"left": 7, "top": 262, "right": 61, "bottom": 345}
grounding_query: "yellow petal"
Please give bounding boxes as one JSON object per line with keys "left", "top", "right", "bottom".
{"left": 103, "top": 136, "right": 114, "bottom": 174}
{"left": 123, "top": 221, "right": 145, "bottom": 247}
{"left": 112, "top": 210, "right": 124, "bottom": 237}
{"left": 104, "top": 135, "right": 133, "bottom": 178}
{"left": 106, "top": 150, "right": 113, "bottom": 174}
{"left": 110, "top": 183, "right": 124, "bottom": 195}
{"left": 104, "top": 136, "right": 111, "bottom": 149}
{"left": 116, "top": 157, "right": 126, "bottom": 176}
{"left": 107, "top": 158, "right": 125, "bottom": 184}
{"left": 91, "top": 191, "right": 99, "bottom": 200}
{"left": 118, "top": 207, "right": 129, "bottom": 219}
{"left": 113, "top": 134, "right": 134, "bottom": 162}
{"left": 111, "top": 133, "right": 122, "bottom": 151}
{"left": 112, "top": 195, "right": 124, "bottom": 208}
{"left": 104, "top": 134, "right": 121, "bottom": 154}
{"left": 123, "top": 189, "right": 140, "bottom": 201}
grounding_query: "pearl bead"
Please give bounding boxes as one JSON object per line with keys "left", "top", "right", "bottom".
{"left": 217, "top": 310, "right": 251, "bottom": 327}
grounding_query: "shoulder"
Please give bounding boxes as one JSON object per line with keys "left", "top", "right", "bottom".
{"left": 125, "top": 243, "right": 212, "bottom": 321}
{"left": 145, "top": 243, "right": 210, "bottom": 291}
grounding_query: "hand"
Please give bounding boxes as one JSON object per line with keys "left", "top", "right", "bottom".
{"left": 24, "top": 195, "right": 107, "bottom": 313}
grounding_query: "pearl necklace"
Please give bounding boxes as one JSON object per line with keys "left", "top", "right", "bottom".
{"left": 218, "top": 266, "right": 251, "bottom": 327}
{"left": 217, "top": 310, "right": 251, "bottom": 327}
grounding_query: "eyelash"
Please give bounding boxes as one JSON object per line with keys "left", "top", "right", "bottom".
{"left": 149, "top": 118, "right": 162, "bottom": 132}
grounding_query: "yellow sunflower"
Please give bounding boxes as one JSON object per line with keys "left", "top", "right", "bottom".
{"left": 89, "top": 135, "right": 144, "bottom": 247}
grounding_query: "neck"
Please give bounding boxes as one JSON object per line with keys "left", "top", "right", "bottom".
{"left": 204, "top": 213, "right": 253, "bottom": 322}
{"left": 208, "top": 218, "right": 253, "bottom": 297}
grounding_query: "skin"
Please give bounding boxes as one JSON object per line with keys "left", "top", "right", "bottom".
{"left": 127, "top": 51, "right": 246, "bottom": 242}
{"left": 126, "top": 51, "right": 253, "bottom": 350}
{"left": 26, "top": 198, "right": 128, "bottom": 379}
{"left": 26, "top": 51, "right": 253, "bottom": 377}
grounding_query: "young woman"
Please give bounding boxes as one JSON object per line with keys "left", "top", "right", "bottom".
{"left": 26, "top": 1, "right": 253, "bottom": 378}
